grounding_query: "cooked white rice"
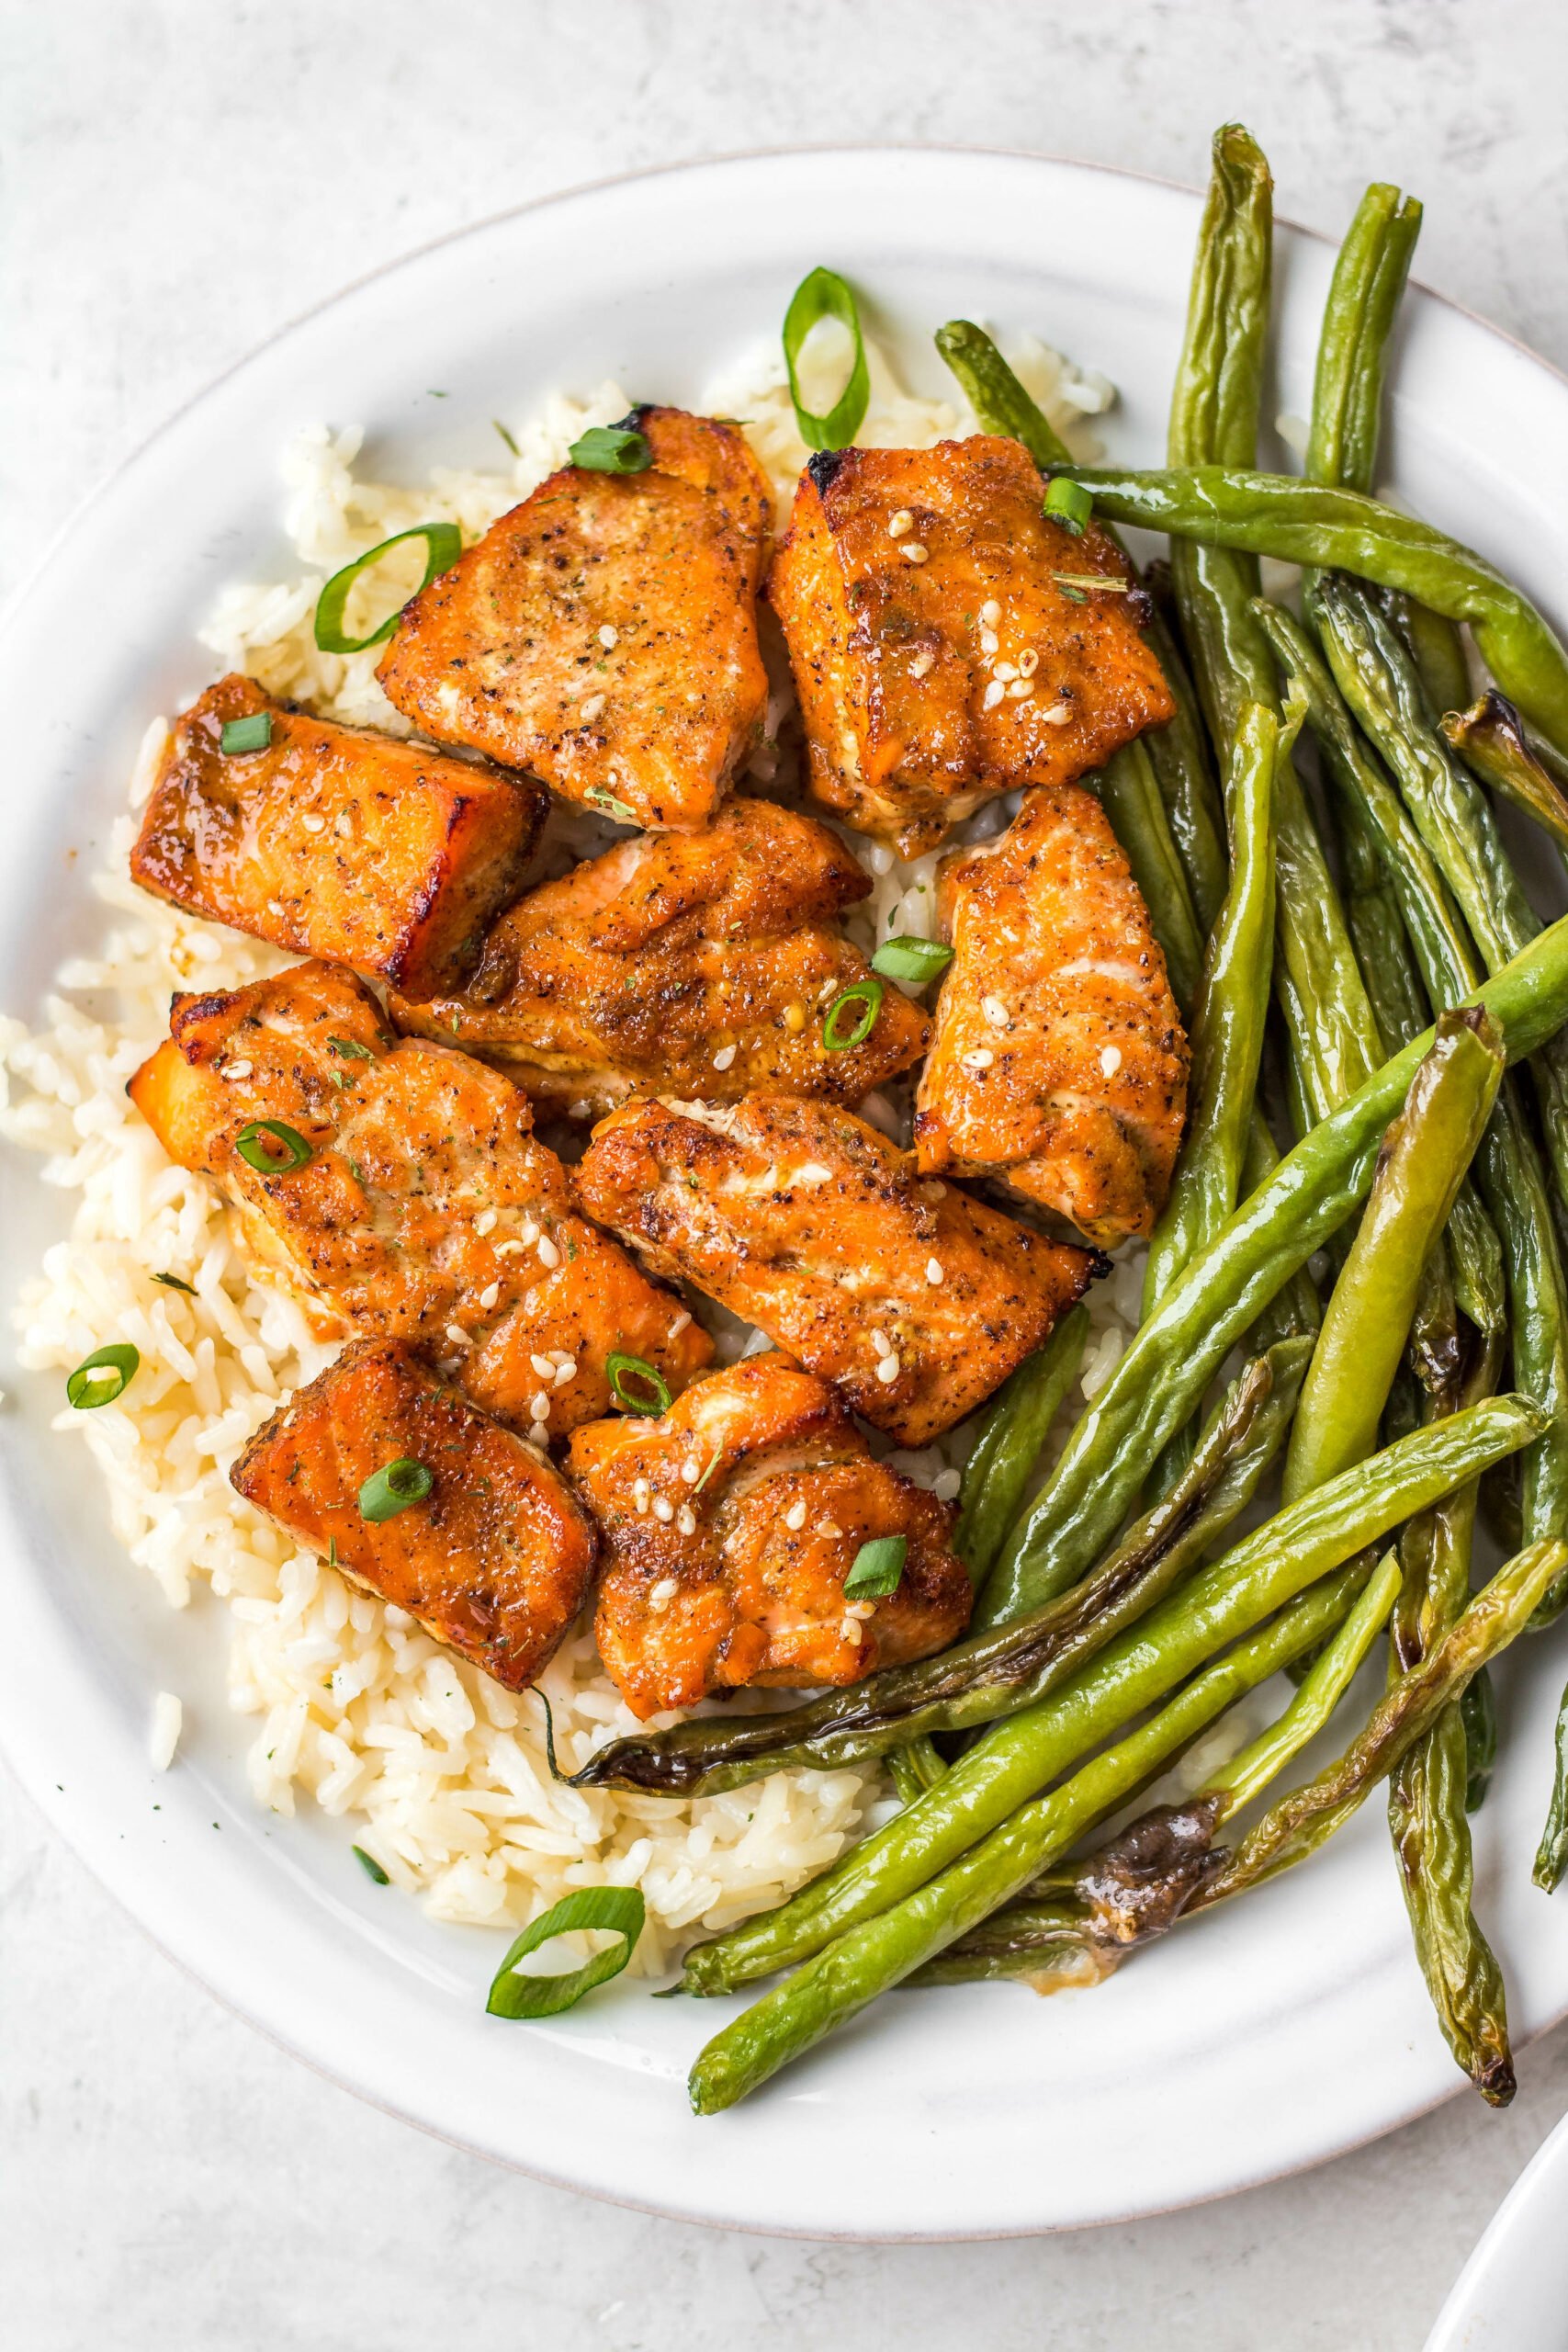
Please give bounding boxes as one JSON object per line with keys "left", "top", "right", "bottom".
{"left": 0, "top": 331, "right": 1135, "bottom": 1973}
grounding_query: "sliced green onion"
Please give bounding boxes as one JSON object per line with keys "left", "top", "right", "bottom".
{"left": 822, "top": 977, "right": 884, "bottom": 1051}
{"left": 692, "top": 1446, "right": 724, "bottom": 1495}
{"left": 871, "top": 935, "right": 953, "bottom": 987}
{"left": 314, "top": 523, "right": 463, "bottom": 655}
{"left": 235, "top": 1119, "right": 313, "bottom": 1174}
{"left": 782, "top": 266, "right": 871, "bottom": 453}
{"left": 843, "top": 1534, "right": 908, "bottom": 1600}
{"left": 327, "top": 1035, "right": 374, "bottom": 1061}
{"left": 1043, "top": 477, "right": 1094, "bottom": 537}
{"left": 65, "top": 1342, "right": 140, "bottom": 1410}
{"left": 151, "top": 1272, "right": 197, "bottom": 1295}
{"left": 358, "top": 1457, "right": 434, "bottom": 1521}
{"left": 569, "top": 424, "right": 652, "bottom": 475}
{"left": 607, "top": 1353, "right": 671, "bottom": 1416}
{"left": 493, "top": 419, "right": 521, "bottom": 458}
{"left": 220, "top": 712, "right": 273, "bottom": 755}
{"left": 587, "top": 786, "right": 638, "bottom": 823}
{"left": 352, "top": 1845, "right": 389, "bottom": 1884}
{"left": 485, "top": 1886, "right": 646, "bottom": 2019}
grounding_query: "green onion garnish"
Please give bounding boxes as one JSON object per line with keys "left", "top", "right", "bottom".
{"left": 235, "top": 1119, "right": 313, "bottom": 1174}
{"left": 871, "top": 936, "right": 953, "bottom": 987}
{"left": 692, "top": 1446, "right": 724, "bottom": 1495}
{"left": 314, "top": 523, "right": 463, "bottom": 655}
{"left": 843, "top": 1534, "right": 907, "bottom": 1600}
{"left": 485, "top": 1886, "right": 646, "bottom": 2019}
{"left": 607, "top": 1353, "right": 671, "bottom": 1417}
{"left": 493, "top": 419, "right": 521, "bottom": 458}
{"left": 65, "top": 1341, "right": 141, "bottom": 1410}
{"left": 357, "top": 1457, "right": 434, "bottom": 1522}
{"left": 821, "top": 977, "right": 884, "bottom": 1051}
{"left": 569, "top": 424, "right": 652, "bottom": 475}
{"left": 220, "top": 712, "right": 273, "bottom": 755}
{"left": 151, "top": 1272, "right": 197, "bottom": 1295}
{"left": 352, "top": 1845, "right": 389, "bottom": 1884}
{"left": 782, "top": 266, "right": 871, "bottom": 453}
{"left": 327, "top": 1035, "right": 374, "bottom": 1060}
{"left": 1043, "top": 478, "right": 1094, "bottom": 537}
{"left": 587, "top": 786, "right": 638, "bottom": 823}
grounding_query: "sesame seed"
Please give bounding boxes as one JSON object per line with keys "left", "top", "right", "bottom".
{"left": 875, "top": 1354, "right": 901, "bottom": 1385}
{"left": 818, "top": 1521, "right": 842, "bottom": 1538}
{"left": 580, "top": 694, "right": 606, "bottom": 723}
{"left": 844, "top": 1600, "right": 875, "bottom": 1621}
{"left": 993, "top": 662, "right": 1017, "bottom": 683}
{"left": 712, "top": 1044, "right": 737, "bottom": 1071}
{"left": 553, "top": 1358, "right": 577, "bottom": 1385}
{"left": 783, "top": 1001, "right": 807, "bottom": 1035}
{"left": 982, "top": 995, "right": 1009, "bottom": 1027}
{"left": 519, "top": 1218, "right": 540, "bottom": 1246}
{"left": 633, "top": 1479, "right": 650, "bottom": 1513}
{"left": 900, "top": 542, "right": 929, "bottom": 564}
{"left": 669, "top": 1310, "right": 692, "bottom": 1336}
{"left": 921, "top": 1180, "right": 946, "bottom": 1202}
{"left": 598, "top": 624, "right": 619, "bottom": 650}
{"left": 962, "top": 1047, "right": 995, "bottom": 1071}
{"left": 1041, "top": 700, "right": 1073, "bottom": 726}
{"left": 979, "top": 628, "right": 998, "bottom": 656}
{"left": 980, "top": 599, "right": 1001, "bottom": 628}
{"left": 926, "top": 1258, "right": 944, "bottom": 1285}
{"left": 869, "top": 1329, "right": 891, "bottom": 1359}
{"left": 529, "top": 1353, "right": 555, "bottom": 1379}
{"left": 778, "top": 1499, "right": 806, "bottom": 1533}
{"left": 493, "top": 1238, "right": 525, "bottom": 1257}
{"left": 445, "top": 1323, "right": 473, "bottom": 1350}
{"left": 676, "top": 1505, "right": 697, "bottom": 1537}
{"left": 908, "top": 650, "right": 934, "bottom": 679}
{"left": 479, "top": 1282, "right": 501, "bottom": 1311}
{"left": 681, "top": 1455, "right": 702, "bottom": 1484}
{"left": 841, "top": 1616, "right": 863, "bottom": 1646}
{"left": 649, "top": 1577, "right": 678, "bottom": 1610}
{"left": 221, "top": 1059, "right": 253, "bottom": 1081}
{"left": 1018, "top": 648, "right": 1040, "bottom": 677}
{"left": 300, "top": 812, "right": 325, "bottom": 834}
{"left": 982, "top": 681, "right": 1004, "bottom": 710}
{"left": 475, "top": 1208, "right": 497, "bottom": 1236}
{"left": 1008, "top": 679, "right": 1033, "bottom": 698}
{"left": 528, "top": 1420, "right": 549, "bottom": 1447}
{"left": 887, "top": 509, "right": 914, "bottom": 538}
{"left": 653, "top": 1497, "right": 674, "bottom": 1523}
{"left": 1100, "top": 1045, "right": 1123, "bottom": 1077}
{"left": 334, "top": 811, "right": 354, "bottom": 838}
{"left": 536, "top": 1235, "right": 560, "bottom": 1269}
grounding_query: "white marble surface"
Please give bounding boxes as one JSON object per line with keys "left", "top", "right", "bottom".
{"left": 5, "top": 3, "right": 1568, "bottom": 2343}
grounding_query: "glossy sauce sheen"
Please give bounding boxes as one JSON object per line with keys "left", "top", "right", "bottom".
{"left": 127, "top": 959, "right": 711, "bottom": 1435}
{"left": 390, "top": 797, "right": 928, "bottom": 1112}
{"left": 377, "top": 408, "right": 773, "bottom": 831}
{"left": 130, "top": 673, "right": 543, "bottom": 997}
{"left": 570, "top": 1354, "right": 972, "bottom": 1718}
{"left": 917, "top": 781, "right": 1189, "bottom": 1241}
{"left": 766, "top": 435, "right": 1176, "bottom": 854}
{"left": 232, "top": 1339, "right": 597, "bottom": 1690}
{"left": 575, "top": 1091, "right": 1097, "bottom": 1447}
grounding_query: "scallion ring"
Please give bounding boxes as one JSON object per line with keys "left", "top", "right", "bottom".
{"left": 352, "top": 1845, "right": 389, "bottom": 1884}
{"left": 66, "top": 1342, "right": 140, "bottom": 1410}
{"left": 235, "top": 1119, "right": 313, "bottom": 1175}
{"left": 607, "top": 1353, "right": 671, "bottom": 1417}
{"left": 358, "top": 1457, "right": 434, "bottom": 1522}
{"left": 1043, "top": 477, "right": 1094, "bottom": 537}
{"left": 821, "top": 977, "right": 884, "bottom": 1051}
{"left": 485, "top": 1886, "right": 646, "bottom": 2019}
{"left": 782, "top": 266, "right": 871, "bottom": 453}
{"left": 871, "top": 935, "right": 953, "bottom": 987}
{"left": 843, "top": 1533, "right": 907, "bottom": 1600}
{"left": 220, "top": 711, "right": 273, "bottom": 755}
{"left": 151, "top": 1272, "right": 197, "bottom": 1295}
{"left": 313, "top": 523, "right": 463, "bottom": 655}
{"left": 568, "top": 424, "right": 652, "bottom": 475}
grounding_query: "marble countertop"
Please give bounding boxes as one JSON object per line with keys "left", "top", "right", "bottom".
{"left": 5, "top": 3, "right": 1568, "bottom": 2344}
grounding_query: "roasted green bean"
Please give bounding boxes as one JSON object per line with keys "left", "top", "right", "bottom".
{"left": 952, "top": 1308, "right": 1089, "bottom": 1590}
{"left": 1444, "top": 691, "right": 1568, "bottom": 866}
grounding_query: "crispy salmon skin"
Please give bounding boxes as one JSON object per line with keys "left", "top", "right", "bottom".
{"left": 575, "top": 1092, "right": 1097, "bottom": 1446}
{"left": 391, "top": 796, "right": 927, "bottom": 1113}
{"left": 129, "top": 674, "right": 542, "bottom": 996}
{"left": 766, "top": 435, "right": 1175, "bottom": 854}
{"left": 377, "top": 407, "right": 773, "bottom": 831}
{"left": 570, "top": 1355, "right": 973, "bottom": 1719}
{"left": 917, "top": 782, "right": 1189, "bottom": 1242}
{"left": 233, "top": 1340, "right": 596, "bottom": 1690}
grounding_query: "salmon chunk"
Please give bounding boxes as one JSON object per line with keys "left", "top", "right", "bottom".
{"left": 916, "top": 783, "right": 1189, "bottom": 1243}
{"left": 390, "top": 796, "right": 927, "bottom": 1114}
{"left": 377, "top": 407, "right": 773, "bottom": 831}
{"left": 766, "top": 435, "right": 1176, "bottom": 855}
{"left": 128, "top": 959, "right": 711, "bottom": 1437}
{"left": 130, "top": 674, "right": 542, "bottom": 996}
{"left": 233, "top": 1339, "right": 596, "bottom": 1690}
{"left": 574, "top": 1093, "right": 1097, "bottom": 1446}
{"left": 569, "top": 1354, "right": 973, "bottom": 1718}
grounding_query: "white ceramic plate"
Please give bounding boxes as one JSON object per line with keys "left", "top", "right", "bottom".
{"left": 6, "top": 149, "right": 1568, "bottom": 2242}
{"left": 1426, "top": 2110, "right": 1568, "bottom": 2349}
